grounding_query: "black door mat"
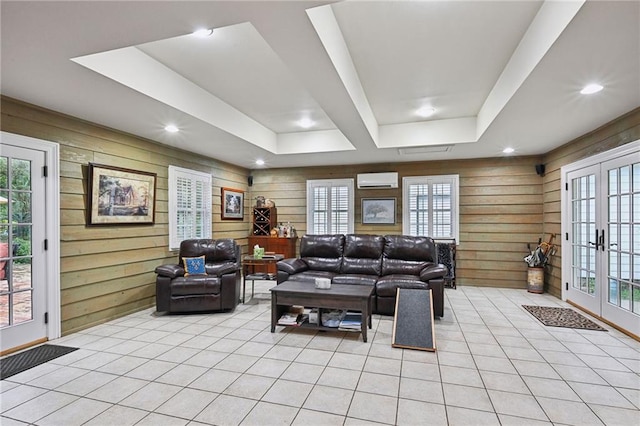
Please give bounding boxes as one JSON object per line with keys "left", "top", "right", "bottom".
{"left": 1, "top": 344, "right": 78, "bottom": 380}
{"left": 522, "top": 305, "right": 607, "bottom": 331}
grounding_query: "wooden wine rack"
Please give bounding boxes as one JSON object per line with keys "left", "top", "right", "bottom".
{"left": 252, "top": 207, "right": 277, "bottom": 236}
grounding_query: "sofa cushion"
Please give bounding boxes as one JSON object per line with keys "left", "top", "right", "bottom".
{"left": 205, "top": 262, "right": 238, "bottom": 277}
{"left": 382, "top": 258, "right": 434, "bottom": 276}
{"left": 341, "top": 234, "right": 384, "bottom": 275}
{"left": 300, "top": 234, "right": 345, "bottom": 272}
{"left": 376, "top": 275, "right": 429, "bottom": 297}
{"left": 171, "top": 276, "right": 221, "bottom": 296}
{"left": 384, "top": 235, "right": 436, "bottom": 261}
{"left": 277, "top": 258, "right": 309, "bottom": 275}
{"left": 288, "top": 270, "right": 337, "bottom": 283}
{"left": 180, "top": 239, "right": 238, "bottom": 264}
{"left": 332, "top": 274, "right": 378, "bottom": 286}
{"left": 183, "top": 256, "right": 206, "bottom": 276}
{"left": 382, "top": 235, "right": 437, "bottom": 275}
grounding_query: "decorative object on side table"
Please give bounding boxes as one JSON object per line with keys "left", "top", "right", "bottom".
{"left": 221, "top": 187, "right": 244, "bottom": 220}
{"left": 88, "top": 163, "right": 157, "bottom": 225}
{"left": 253, "top": 245, "right": 264, "bottom": 259}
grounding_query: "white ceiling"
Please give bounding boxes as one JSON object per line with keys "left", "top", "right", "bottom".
{"left": 2, "top": 1, "right": 639, "bottom": 170}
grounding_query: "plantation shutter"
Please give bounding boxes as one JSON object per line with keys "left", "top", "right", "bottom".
{"left": 403, "top": 175, "right": 458, "bottom": 240}
{"left": 307, "top": 179, "right": 354, "bottom": 234}
{"left": 169, "top": 166, "right": 212, "bottom": 250}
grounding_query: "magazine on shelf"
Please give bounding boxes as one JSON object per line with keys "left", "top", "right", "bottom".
{"left": 277, "top": 313, "right": 299, "bottom": 326}
{"left": 338, "top": 311, "right": 362, "bottom": 331}
{"left": 321, "top": 309, "right": 345, "bottom": 328}
{"left": 277, "top": 306, "right": 308, "bottom": 326}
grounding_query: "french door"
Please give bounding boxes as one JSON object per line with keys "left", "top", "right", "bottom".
{"left": 0, "top": 132, "right": 59, "bottom": 354}
{"left": 0, "top": 144, "right": 47, "bottom": 351}
{"left": 563, "top": 141, "right": 640, "bottom": 337}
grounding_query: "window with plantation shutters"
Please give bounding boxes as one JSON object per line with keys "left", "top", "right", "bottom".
{"left": 403, "top": 175, "right": 459, "bottom": 241}
{"left": 169, "top": 166, "right": 212, "bottom": 250}
{"left": 306, "top": 179, "right": 354, "bottom": 234}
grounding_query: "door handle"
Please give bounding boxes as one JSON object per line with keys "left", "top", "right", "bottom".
{"left": 600, "top": 229, "right": 606, "bottom": 251}
{"left": 589, "top": 229, "right": 600, "bottom": 249}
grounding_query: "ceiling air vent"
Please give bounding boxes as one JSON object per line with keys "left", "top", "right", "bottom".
{"left": 398, "top": 145, "right": 453, "bottom": 155}
{"left": 357, "top": 172, "right": 398, "bottom": 189}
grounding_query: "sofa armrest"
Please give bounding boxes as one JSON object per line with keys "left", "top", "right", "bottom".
{"left": 207, "top": 263, "right": 239, "bottom": 277}
{"left": 419, "top": 264, "right": 447, "bottom": 282}
{"left": 155, "top": 264, "right": 184, "bottom": 279}
{"left": 277, "top": 258, "right": 309, "bottom": 275}
{"left": 220, "top": 270, "right": 240, "bottom": 310}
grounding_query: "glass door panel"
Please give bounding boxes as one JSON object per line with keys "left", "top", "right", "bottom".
{"left": 0, "top": 154, "right": 35, "bottom": 328}
{"left": 602, "top": 155, "right": 640, "bottom": 334}
{"left": 567, "top": 165, "right": 600, "bottom": 313}
{"left": 0, "top": 144, "right": 46, "bottom": 352}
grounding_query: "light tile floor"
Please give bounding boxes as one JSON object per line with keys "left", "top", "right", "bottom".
{"left": 2, "top": 285, "right": 639, "bottom": 425}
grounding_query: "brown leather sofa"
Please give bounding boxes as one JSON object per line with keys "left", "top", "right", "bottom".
{"left": 155, "top": 239, "right": 241, "bottom": 313}
{"left": 276, "top": 234, "right": 447, "bottom": 317}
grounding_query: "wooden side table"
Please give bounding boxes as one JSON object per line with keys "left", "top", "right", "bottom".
{"left": 242, "top": 254, "right": 284, "bottom": 304}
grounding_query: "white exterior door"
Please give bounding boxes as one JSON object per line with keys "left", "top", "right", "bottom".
{"left": 566, "top": 164, "right": 601, "bottom": 314}
{"left": 0, "top": 144, "right": 47, "bottom": 351}
{"left": 562, "top": 141, "right": 640, "bottom": 337}
{"left": 600, "top": 154, "right": 640, "bottom": 335}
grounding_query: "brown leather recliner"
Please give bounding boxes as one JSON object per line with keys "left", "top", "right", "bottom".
{"left": 155, "top": 239, "right": 241, "bottom": 313}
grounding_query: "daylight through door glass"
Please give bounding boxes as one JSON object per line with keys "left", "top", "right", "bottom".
{"left": 0, "top": 156, "right": 34, "bottom": 328}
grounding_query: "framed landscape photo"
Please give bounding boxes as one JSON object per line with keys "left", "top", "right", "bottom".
{"left": 222, "top": 187, "right": 244, "bottom": 220}
{"left": 88, "top": 163, "right": 156, "bottom": 225}
{"left": 362, "top": 198, "right": 396, "bottom": 225}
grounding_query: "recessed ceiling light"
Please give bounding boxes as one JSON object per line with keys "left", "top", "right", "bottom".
{"left": 297, "top": 117, "right": 315, "bottom": 129}
{"left": 416, "top": 107, "right": 436, "bottom": 118}
{"left": 503, "top": 147, "right": 515, "bottom": 154}
{"left": 580, "top": 83, "right": 603, "bottom": 95}
{"left": 255, "top": 159, "right": 265, "bottom": 166}
{"left": 164, "top": 124, "right": 179, "bottom": 133}
{"left": 193, "top": 28, "right": 214, "bottom": 38}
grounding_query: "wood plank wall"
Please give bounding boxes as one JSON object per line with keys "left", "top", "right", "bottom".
{"left": 541, "top": 107, "right": 640, "bottom": 297}
{"left": 249, "top": 156, "right": 545, "bottom": 289}
{"left": 2, "top": 94, "right": 637, "bottom": 334}
{"left": 1, "top": 97, "right": 251, "bottom": 334}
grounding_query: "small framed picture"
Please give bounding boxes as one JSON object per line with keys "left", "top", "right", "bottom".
{"left": 88, "top": 163, "right": 156, "bottom": 225}
{"left": 222, "top": 187, "right": 244, "bottom": 220}
{"left": 362, "top": 198, "right": 396, "bottom": 225}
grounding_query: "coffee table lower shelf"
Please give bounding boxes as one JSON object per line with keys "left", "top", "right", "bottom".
{"left": 270, "top": 282, "right": 374, "bottom": 342}
{"left": 274, "top": 321, "right": 361, "bottom": 335}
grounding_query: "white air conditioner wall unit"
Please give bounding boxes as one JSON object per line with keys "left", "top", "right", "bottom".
{"left": 357, "top": 172, "right": 398, "bottom": 189}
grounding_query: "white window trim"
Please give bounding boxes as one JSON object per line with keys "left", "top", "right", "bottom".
{"left": 402, "top": 174, "right": 459, "bottom": 242}
{"left": 306, "top": 178, "right": 354, "bottom": 235}
{"left": 168, "top": 165, "right": 212, "bottom": 250}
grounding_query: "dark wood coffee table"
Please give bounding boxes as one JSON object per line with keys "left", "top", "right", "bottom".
{"left": 270, "top": 281, "right": 374, "bottom": 342}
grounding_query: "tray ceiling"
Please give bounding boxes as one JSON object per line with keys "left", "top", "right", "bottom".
{"left": 1, "top": 1, "right": 638, "bottom": 169}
